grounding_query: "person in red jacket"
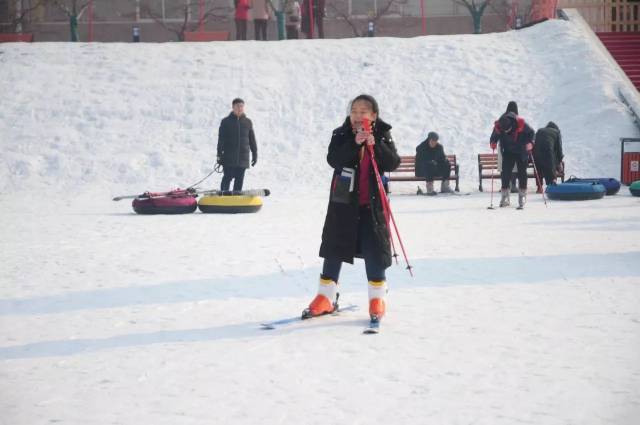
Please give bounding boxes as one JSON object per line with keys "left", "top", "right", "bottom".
{"left": 490, "top": 111, "right": 535, "bottom": 208}
{"left": 234, "top": 0, "right": 252, "bottom": 40}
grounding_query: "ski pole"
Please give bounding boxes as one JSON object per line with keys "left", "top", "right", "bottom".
{"left": 528, "top": 153, "right": 548, "bottom": 207}
{"left": 361, "top": 119, "right": 398, "bottom": 263}
{"left": 362, "top": 119, "right": 413, "bottom": 276}
{"left": 488, "top": 147, "right": 497, "bottom": 210}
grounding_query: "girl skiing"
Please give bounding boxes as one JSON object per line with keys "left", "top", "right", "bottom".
{"left": 303, "top": 94, "right": 401, "bottom": 324}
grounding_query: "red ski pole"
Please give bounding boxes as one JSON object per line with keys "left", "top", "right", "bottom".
{"left": 362, "top": 119, "right": 413, "bottom": 276}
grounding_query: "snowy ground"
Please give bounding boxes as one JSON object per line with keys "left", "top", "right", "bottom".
{"left": 2, "top": 15, "right": 640, "bottom": 425}
{"left": 1, "top": 193, "right": 639, "bottom": 425}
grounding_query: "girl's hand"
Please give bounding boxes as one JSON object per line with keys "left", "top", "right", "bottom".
{"left": 365, "top": 134, "right": 375, "bottom": 146}
{"left": 355, "top": 131, "right": 368, "bottom": 145}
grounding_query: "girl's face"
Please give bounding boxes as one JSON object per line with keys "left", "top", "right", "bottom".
{"left": 350, "top": 100, "right": 377, "bottom": 130}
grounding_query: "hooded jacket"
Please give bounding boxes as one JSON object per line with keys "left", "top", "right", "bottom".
{"left": 319, "top": 117, "right": 400, "bottom": 267}
{"left": 490, "top": 112, "right": 535, "bottom": 160}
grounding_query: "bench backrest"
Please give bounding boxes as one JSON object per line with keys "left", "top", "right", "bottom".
{"left": 395, "top": 155, "right": 457, "bottom": 172}
{"left": 183, "top": 31, "right": 230, "bottom": 41}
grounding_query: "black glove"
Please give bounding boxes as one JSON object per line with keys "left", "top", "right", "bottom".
{"left": 251, "top": 156, "right": 257, "bottom": 167}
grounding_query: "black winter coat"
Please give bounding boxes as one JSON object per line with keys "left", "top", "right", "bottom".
{"left": 490, "top": 112, "right": 535, "bottom": 161}
{"left": 533, "top": 127, "right": 564, "bottom": 170}
{"left": 217, "top": 112, "right": 257, "bottom": 169}
{"left": 415, "top": 141, "right": 449, "bottom": 177}
{"left": 319, "top": 117, "right": 401, "bottom": 267}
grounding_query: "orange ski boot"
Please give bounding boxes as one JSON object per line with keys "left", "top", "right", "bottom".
{"left": 368, "top": 280, "right": 387, "bottom": 320}
{"left": 302, "top": 276, "right": 338, "bottom": 319}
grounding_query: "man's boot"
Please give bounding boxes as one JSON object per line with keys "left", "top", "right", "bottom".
{"left": 426, "top": 181, "right": 437, "bottom": 196}
{"left": 518, "top": 189, "right": 527, "bottom": 209}
{"left": 440, "top": 180, "right": 454, "bottom": 194}
{"left": 499, "top": 188, "right": 510, "bottom": 207}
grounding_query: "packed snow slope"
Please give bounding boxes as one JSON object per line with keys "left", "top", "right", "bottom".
{"left": 1, "top": 18, "right": 639, "bottom": 198}
{"left": 1, "top": 17, "right": 640, "bottom": 425}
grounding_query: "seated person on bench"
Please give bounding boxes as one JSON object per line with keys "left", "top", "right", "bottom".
{"left": 415, "top": 131, "right": 454, "bottom": 196}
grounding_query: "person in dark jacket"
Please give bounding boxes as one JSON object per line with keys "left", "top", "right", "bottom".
{"left": 304, "top": 94, "right": 400, "bottom": 323}
{"left": 502, "top": 101, "right": 520, "bottom": 192}
{"left": 415, "top": 131, "right": 453, "bottom": 196}
{"left": 533, "top": 121, "right": 564, "bottom": 187}
{"left": 216, "top": 98, "right": 258, "bottom": 191}
{"left": 490, "top": 111, "right": 535, "bottom": 208}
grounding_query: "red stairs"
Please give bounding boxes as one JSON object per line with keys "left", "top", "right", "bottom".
{"left": 596, "top": 32, "right": 640, "bottom": 91}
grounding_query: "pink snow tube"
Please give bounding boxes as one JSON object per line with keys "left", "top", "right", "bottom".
{"left": 132, "top": 191, "right": 197, "bottom": 214}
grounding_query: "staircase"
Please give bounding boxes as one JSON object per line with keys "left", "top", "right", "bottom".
{"left": 596, "top": 32, "right": 640, "bottom": 91}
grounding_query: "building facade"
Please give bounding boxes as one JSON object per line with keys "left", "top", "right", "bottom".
{"left": 1, "top": 0, "right": 522, "bottom": 41}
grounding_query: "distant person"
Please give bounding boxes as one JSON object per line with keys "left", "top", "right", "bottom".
{"left": 497, "top": 101, "right": 520, "bottom": 193}
{"left": 285, "top": 0, "right": 301, "bottom": 39}
{"left": 304, "top": 94, "right": 400, "bottom": 327}
{"left": 301, "top": 0, "right": 325, "bottom": 38}
{"left": 415, "top": 131, "right": 454, "bottom": 196}
{"left": 490, "top": 111, "right": 535, "bottom": 208}
{"left": 533, "top": 121, "right": 564, "bottom": 187}
{"left": 217, "top": 98, "right": 258, "bottom": 191}
{"left": 252, "top": 0, "right": 270, "bottom": 40}
{"left": 234, "top": 0, "right": 252, "bottom": 40}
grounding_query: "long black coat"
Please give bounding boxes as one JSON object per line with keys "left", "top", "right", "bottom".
{"left": 217, "top": 112, "right": 257, "bottom": 169}
{"left": 490, "top": 112, "right": 535, "bottom": 161}
{"left": 319, "top": 117, "right": 401, "bottom": 267}
{"left": 415, "top": 141, "right": 448, "bottom": 177}
{"left": 533, "top": 126, "right": 564, "bottom": 170}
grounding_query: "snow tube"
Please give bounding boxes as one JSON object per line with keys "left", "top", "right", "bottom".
{"left": 630, "top": 180, "right": 640, "bottom": 197}
{"left": 132, "top": 194, "right": 198, "bottom": 214}
{"left": 545, "top": 182, "right": 606, "bottom": 200}
{"left": 565, "top": 177, "right": 621, "bottom": 195}
{"left": 198, "top": 195, "right": 263, "bottom": 213}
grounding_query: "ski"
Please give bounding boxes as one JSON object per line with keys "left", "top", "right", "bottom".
{"left": 260, "top": 304, "right": 358, "bottom": 330}
{"left": 195, "top": 188, "right": 271, "bottom": 197}
{"left": 363, "top": 316, "right": 381, "bottom": 334}
{"left": 112, "top": 188, "right": 197, "bottom": 201}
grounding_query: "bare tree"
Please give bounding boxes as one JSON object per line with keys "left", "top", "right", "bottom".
{"left": 51, "top": 0, "right": 92, "bottom": 41}
{"left": 452, "top": 0, "right": 491, "bottom": 34}
{"left": 140, "top": 0, "right": 231, "bottom": 41}
{"left": 326, "top": 0, "right": 407, "bottom": 37}
{"left": 3, "top": 0, "right": 48, "bottom": 33}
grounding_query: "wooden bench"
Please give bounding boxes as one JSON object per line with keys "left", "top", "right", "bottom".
{"left": 387, "top": 155, "right": 460, "bottom": 192}
{"left": 477, "top": 153, "right": 565, "bottom": 192}
{"left": 0, "top": 33, "right": 34, "bottom": 42}
{"left": 183, "top": 31, "right": 230, "bottom": 41}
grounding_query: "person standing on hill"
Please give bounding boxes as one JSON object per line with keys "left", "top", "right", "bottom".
{"left": 304, "top": 94, "right": 400, "bottom": 327}
{"left": 533, "top": 121, "right": 564, "bottom": 187}
{"left": 415, "top": 131, "right": 454, "bottom": 196}
{"left": 234, "top": 0, "right": 252, "bottom": 40}
{"left": 252, "top": 0, "right": 270, "bottom": 40}
{"left": 490, "top": 110, "right": 535, "bottom": 208}
{"left": 285, "top": 0, "right": 302, "bottom": 39}
{"left": 217, "top": 98, "right": 258, "bottom": 191}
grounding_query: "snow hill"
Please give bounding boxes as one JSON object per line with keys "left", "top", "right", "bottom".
{"left": 1, "top": 17, "right": 639, "bottom": 198}
{"left": 1, "top": 16, "right": 639, "bottom": 425}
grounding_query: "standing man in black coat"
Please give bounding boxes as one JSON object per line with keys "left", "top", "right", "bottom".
{"left": 533, "top": 121, "right": 564, "bottom": 187}
{"left": 415, "top": 131, "right": 454, "bottom": 196}
{"left": 490, "top": 111, "right": 535, "bottom": 208}
{"left": 216, "top": 98, "right": 258, "bottom": 192}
